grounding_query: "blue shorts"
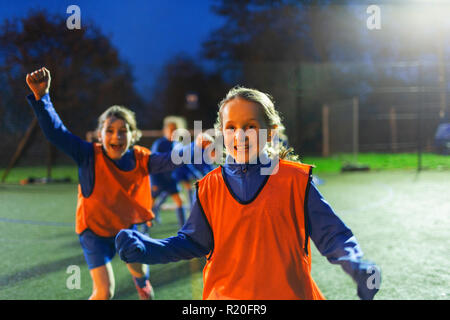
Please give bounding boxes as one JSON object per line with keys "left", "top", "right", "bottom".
{"left": 151, "top": 173, "right": 179, "bottom": 195}
{"left": 151, "top": 183, "right": 179, "bottom": 198}
{"left": 79, "top": 227, "right": 137, "bottom": 270}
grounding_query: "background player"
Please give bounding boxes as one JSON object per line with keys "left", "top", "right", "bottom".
{"left": 149, "top": 116, "right": 188, "bottom": 228}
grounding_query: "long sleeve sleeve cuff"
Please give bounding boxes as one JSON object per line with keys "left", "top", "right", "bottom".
{"left": 27, "top": 93, "right": 51, "bottom": 105}
{"left": 326, "top": 236, "right": 381, "bottom": 300}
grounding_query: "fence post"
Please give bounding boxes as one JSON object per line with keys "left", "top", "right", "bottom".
{"left": 322, "top": 104, "right": 329, "bottom": 157}
{"left": 389, "top": 107, "right": 398, "bottom": 152}
{"left": 352, "top": 97, "right": 359, "bottom": 163}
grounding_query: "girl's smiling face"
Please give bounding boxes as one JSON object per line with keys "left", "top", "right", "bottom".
{"left": 98, "top": 116, "right": 132, "bottom": 160}
{"left": 221, "top": 98, "right": 270, "bottom": 163}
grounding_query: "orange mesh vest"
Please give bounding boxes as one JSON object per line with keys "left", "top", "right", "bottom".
{"left": 197, "top": 160, "right": 325, "bottom": 300}
{"left": 75, "top": 143, "right": 154, "bottom": 237}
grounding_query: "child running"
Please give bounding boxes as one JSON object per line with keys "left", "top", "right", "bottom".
{"left": 172, "top": 161, "right": 215, "bottom": 211}
{"left": 25, "top": 67, "right": 199, "bottom": 300}
{"left": 115, "top": 86, "right": 381, "bottom": 300}
{"left": 149, "top": 116, "right": 190, "bottom": 228}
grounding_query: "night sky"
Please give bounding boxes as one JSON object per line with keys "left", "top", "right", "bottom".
{"left": 0, "top": 0, "right": 224, "bottom": 95}
{"left": 2, "top": 1, "right": 449, "bottom": 97}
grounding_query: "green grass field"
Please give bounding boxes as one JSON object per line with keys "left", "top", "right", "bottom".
{"left": 302, "top": 152, "right": 450, "bottom": 173}
{"left": 0, "top": 183, "right": 205, "bottom": 300}
{"left": 0, "top": 154, "right": 449, "bottom": 300}
{"left": 1, "top": 153, "right": 449, "bottom": 184}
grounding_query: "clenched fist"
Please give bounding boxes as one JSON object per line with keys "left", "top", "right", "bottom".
{"left": 115, "top": 229, "right": 148, "bottom": 263}
{"left": 26, "top": 67, "right": 51, "bottom": 101}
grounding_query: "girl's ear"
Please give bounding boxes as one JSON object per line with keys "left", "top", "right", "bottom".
{"left": 267, "top": 125, "right": 278, "bottom": 142}
{"left": 96, "top": 130, "right": 102, "bottom": 143}
{"left": 131, "top": 131, "right": 137, "bottom": 145}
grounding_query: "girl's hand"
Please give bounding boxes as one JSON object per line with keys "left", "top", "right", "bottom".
{"left": 195, "top": 132, "right": 214, "bottom": 150}
{"left": 115, "top": 229, "right": 147, "bottom": 263}
{"left": 26, "top": 67, "right": 51, "bottom": 101}
{"left": 195, "top": 132, "right": 217, "bottom": 161}
{"left": 355, "top": 261, "right": 381, "bottom": 300}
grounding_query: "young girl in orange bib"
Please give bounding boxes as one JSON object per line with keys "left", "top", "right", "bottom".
{"left": 116, "top": 86, "right": 381, "bottom": 300}
{"left": 26, "top": 67, "right": 198, "bottom": 300}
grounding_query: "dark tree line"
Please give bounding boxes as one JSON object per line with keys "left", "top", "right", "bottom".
{"left": 0, "top": 11, "right": 146, "bottom": 167}
{"left": 151, "top": 54, "right": 228, "bottom": 130}
{"left": 1, "top": 1, "right": 448, "bottom": 169}
{"left": 195, "top": 0, "right": 449, "bottom": 153}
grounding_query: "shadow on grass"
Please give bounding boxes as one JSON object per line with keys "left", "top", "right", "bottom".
{"left": 0, "top": 184, "right": 77, "bottom": 195}
{"left": 114, "top": 258, "right": 206, "bottom": 300}
{"left": 0, "top": 254, "right": 86, "bottom": 288}
{"left": 0, "top": 217, "right": 74, "bottom": 227}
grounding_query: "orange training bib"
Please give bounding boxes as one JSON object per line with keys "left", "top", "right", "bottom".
{"left": 197, "top": 160, "right": 325, "bottom": 300}
{"left": 75, "top": 144, "right": 154, "bottom": 237}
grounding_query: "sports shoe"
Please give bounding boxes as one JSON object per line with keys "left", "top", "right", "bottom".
{"left": 133, "top": 278, "right": 155, "bottom": 300}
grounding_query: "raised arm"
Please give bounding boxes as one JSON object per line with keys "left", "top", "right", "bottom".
{"left": 307, "top": 182, "right": 381, "bottom": 300}
{"left": 26, "top": 68, "right": 92, "bottom": 165}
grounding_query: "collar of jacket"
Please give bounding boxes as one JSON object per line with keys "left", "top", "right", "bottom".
{"left": 223, "top": 152, "right": 272, "bottom": 176}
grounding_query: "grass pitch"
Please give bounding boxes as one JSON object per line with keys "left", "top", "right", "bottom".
{"left": 0, "top": 166, "right": 449, "bottom": 300}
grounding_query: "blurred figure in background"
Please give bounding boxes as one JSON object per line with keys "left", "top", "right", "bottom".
{"left": 148, "top": 116, "right": 188, "bottom": 229}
